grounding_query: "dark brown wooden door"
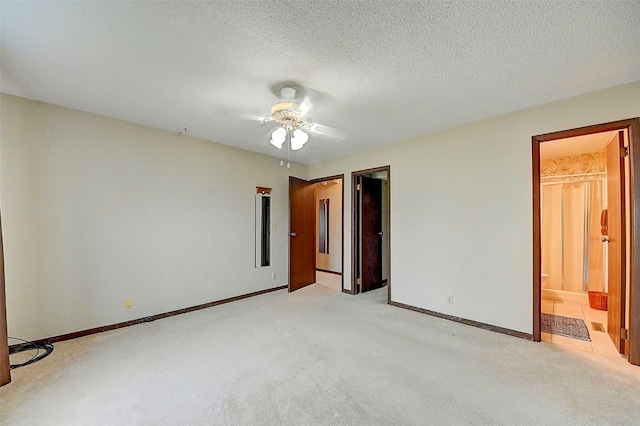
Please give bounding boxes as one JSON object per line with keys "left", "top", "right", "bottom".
{"left": 289, "top": 176, "right": 316, "bottom": 292}
{"left": 606, "top": 131, "right": 626, "bottom": 353}
{"left": 0, "top": 212, "right": 11, "bottom": 387}
{"left": 360, "top": 176, "right": 383, "bottom": 292}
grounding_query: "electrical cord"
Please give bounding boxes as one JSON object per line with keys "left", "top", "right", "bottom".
{"left": 8, "top": 337, "right": 54, "bottom": 370}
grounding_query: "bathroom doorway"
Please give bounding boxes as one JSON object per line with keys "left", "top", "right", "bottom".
{"left": 532, "top": 118, "right": 640, "bottom": 366}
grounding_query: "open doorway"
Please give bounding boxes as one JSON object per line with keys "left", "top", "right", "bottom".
{"left": 288, "top": 175, "right": 344, "bottom": 293}
{"left": 539, "top": 131, "right": 621, "bottom": 356}
{"left": 313, "top": 176, "right": 344, "bottom": 292}
{"left": 532, "top": 118, "right": 640, "bottom": 366}
{"left": 351, "top": 166, "right": 390, "bottom": 300}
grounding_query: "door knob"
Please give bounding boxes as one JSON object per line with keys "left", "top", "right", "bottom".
{"left": 601, "top": 235, "right": 610, "bottom": 243}
{"left": 290, "top": 232, "right": 297, "bottom": 237}
{"left": 378, "top": 232, "right": 384, "bottom": 236}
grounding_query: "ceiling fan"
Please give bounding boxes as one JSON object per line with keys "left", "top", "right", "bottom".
{"left": 257, "top": 85, "right": 339, "bottom": 152}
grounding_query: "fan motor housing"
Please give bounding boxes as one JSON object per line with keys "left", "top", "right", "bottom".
{"left": 271, "top": 101, "right": 304, "bottom": 128}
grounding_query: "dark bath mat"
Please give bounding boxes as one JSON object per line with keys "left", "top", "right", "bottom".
{"left": 541, "top": 313, "right": 591, "bottom": 342}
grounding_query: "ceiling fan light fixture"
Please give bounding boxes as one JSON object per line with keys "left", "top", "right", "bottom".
{"left": 269, "top": 138, "right": 284, "bottom": 149}
{"left": 269, "top": 127, "right": 286, "bottom": 149}
{"left": 291, "top": 129, "right": 309, "bottom": 150}
{"left": 272, "top": 127, "right": 286, "bottom": 141}
{"left": 293, "top": 128, "right": 308, "bottom": 142}
{"left": 262, "top": 85, "right": 337, "bottom": 153}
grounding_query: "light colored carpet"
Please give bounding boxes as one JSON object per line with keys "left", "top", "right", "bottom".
{"left": 2, "top": 277, "right": 640, "bottom": 425}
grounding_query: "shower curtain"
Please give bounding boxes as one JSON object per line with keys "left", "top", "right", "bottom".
{"left": 541, "top": 180, "right": 603, "bottom": 293}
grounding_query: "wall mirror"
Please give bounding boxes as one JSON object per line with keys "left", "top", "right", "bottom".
{"left": 319, "top": 198, "right": 329, "bottom": 254}
{"left": 255, "top": 187, "right": 271, "bottom": 267}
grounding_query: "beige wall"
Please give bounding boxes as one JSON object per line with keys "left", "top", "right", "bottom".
{"left": 2, "top": 81, "right": 639, "bottom": 340}
{"left": 310, "top": 81, "right": 640, "bottom": 334}
{"left": 315, "top": 180, "right": 342, "bottom": 273}
{"left": 0, "top": 94, "right": 308, "bottom": 341}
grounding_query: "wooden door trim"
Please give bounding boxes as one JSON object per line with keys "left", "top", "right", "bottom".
{"left": 532, "top": 117, "right": 640, "bottom": 366}
{"left": 0, "top": 212, "right": 11, "bottom": 387}
{"left": 532, "top": 139, "right": 542, "bottom": 344}
{"left": 629, "top": 118, "right": 640, "bottom": 365}
{"left": 606, "top": 132, "right": 626, "bottom": 352}
{"left": 351, "top": 174, "right": 361, "bottom": 296}
{"left": 311, "top": 174, "right": 345, "bottom": 292}
{"left": 351, "top": 166, "right": 391, "bottom": 301}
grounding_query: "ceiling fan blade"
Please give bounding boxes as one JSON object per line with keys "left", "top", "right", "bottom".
{"left": 298, "top": 98, "right": 312, "bottom": 116}
{"left": 247, "top": 115, "right": 274, "bottom": 124}
{"left": 305, "top": 122, "right": 345, "bottom": 141}
{"left": 298, "top": 88, "right": 336, "bottom": 113}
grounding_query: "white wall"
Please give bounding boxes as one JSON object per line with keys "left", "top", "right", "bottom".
{"left": 315, "top": 180, "right": 342, "bottom": 273}
{"left": 0, "top": 94, "right": 308, "bottom": 341}
{"left": 310, "top": 81, "right": 640, "bottom": 334}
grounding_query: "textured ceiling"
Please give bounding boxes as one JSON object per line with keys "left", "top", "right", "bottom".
{"left": 2, "top": 1, "right": 639, "bottom": 164}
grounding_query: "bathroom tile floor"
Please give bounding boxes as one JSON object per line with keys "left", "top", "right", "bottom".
{"left": 541, "top": 298, "right": 622, "bottom": 357}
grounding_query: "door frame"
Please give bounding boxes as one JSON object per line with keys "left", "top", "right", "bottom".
{"left": 351, "top": 166, "right": 391, "bottom": 301}
{"left": 532, "top": 118, "right": 640, "bottom": 365}
{"left": 310, "top": 174, "right": 345, "bottom": 292}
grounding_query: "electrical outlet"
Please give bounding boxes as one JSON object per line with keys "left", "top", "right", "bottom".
{"left": 447, "top": 295, "right": 454, "bottom": 304}
{"left": 124, "top": 298, "right": 133, "bottom": 309}
{"left": 271, "top": 223, "right": 277, "bottom": 230}
{"left": 272, "top": 272, "right": 276, "bottom": 280}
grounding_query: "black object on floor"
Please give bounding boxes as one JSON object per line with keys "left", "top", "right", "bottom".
{"left": 8, "top": 337, "right": 54, "bottom": 370}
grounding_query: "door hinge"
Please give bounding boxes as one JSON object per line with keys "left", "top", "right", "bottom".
{"left": 622, "top": 147, "right": 629, "bottom": 157}
{"left": 356, "top": 183, "right": 361, "bottom": 191}
{"left": 356, "top": 277, "right": 362, "bottom": 285}
{"left": 621, "top": 328, "right": 629, "bottom": 339}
